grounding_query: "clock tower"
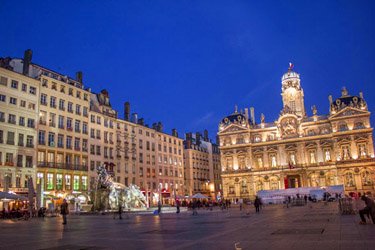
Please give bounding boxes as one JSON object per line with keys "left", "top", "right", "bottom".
{"left": 281, "top": 63, "right": 306, "bottom": 118}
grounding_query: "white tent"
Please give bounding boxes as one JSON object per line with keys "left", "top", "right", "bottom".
{"left": 191, "top": 193, "right": 208, "bottom": 199}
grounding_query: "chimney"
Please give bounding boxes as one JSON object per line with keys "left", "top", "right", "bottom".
{"left": 124, "top": 102, "right": 130, "bottom": 121}
{"left": 250, "top": 107, "right": 255, "bottom": 125}
{"left": 23, "top": 49, "right": 32, "bottom": 76}
{"left": 185, "top": 133, "right": 192, "bottom": 148}
{"left": 196, "top": 132, "right": 201, "bottom": 146}
{"left": 132, "top": 113, "right": 138, "bottom": 124}
{"left": 172, "top": 128, "right": 178, "bottom": 137}
{"left": 157, "top": 122, "right": 163, "bottom": 132}
{"left": 138, "top": 118, "right": 144, "bottom": 126}
{"left": 244, "top": 108, "right": 249, "bottom": 121}
{"left": 204, "top": 129, "right": 209, "bottom": 142}
{"left": 76, "top": 71, "right": 83, "bottom": 83}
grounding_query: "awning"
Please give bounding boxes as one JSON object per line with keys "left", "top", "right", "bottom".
{"left": 0, "top": 191, "right": 28, "bottom": 201}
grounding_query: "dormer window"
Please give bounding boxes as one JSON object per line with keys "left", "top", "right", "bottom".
{"left": 69, "top": 88, "right": 73, "bottom": 96}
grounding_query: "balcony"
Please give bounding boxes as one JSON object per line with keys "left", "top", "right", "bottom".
{"left": 39, "top": 120, "right": 46, "bottom": 125}
{"left": 37, "top": 161, "right": 88, "bottom": 171}
{"left": 18, "top": 142, "right": 24, "bottom": 147}
{"left": 67, "top": 127, "right": 73, "bottom": 132}
{"left": 5, "top": 162, "right": 14, "bottom": 166}
{"left": 49, "top": 122, "right": 56, "bottom": 127}
{"left": 26, "top": 143, "right": 34, "bottom": 148}
{"left": 8, "top": 120, "right": 16, "bottom": 125}
{"left": 38, "top": 140, "right": 46, "bottom": 145}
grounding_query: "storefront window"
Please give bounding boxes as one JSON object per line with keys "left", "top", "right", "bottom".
{"left": 73, "top": 175, "right": 80, "bottom": 190}
{"left": 47, "top": 173, "right": 54, "bottom": 190}
{"left": 81, "top": 176, "right": 87, "bottom": 190}
{"left": 56, "top": 174, "right": 63, "bottom": 190}
{"left": 65, "top": 175, "right": 71, "bottom": 190}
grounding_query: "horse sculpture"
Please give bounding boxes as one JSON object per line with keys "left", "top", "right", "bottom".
{"left": 96, "top": 165, "right": 147, "bottom": 210}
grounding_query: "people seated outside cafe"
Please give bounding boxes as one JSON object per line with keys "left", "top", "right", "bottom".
{"left": 359, "top": 195, "right": 375, "bottom": 225}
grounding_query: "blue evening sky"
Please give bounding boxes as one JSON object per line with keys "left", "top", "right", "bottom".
{"left": 1, "top": 0, "right": 374, "bottom": 141}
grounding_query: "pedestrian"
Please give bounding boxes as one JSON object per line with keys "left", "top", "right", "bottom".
{"left": 192, "top": 200, "right": 198, "bottom": 215}
{"left": 239, "top": 199, "right": 243, "bottom": 211}
{"left": 304, "top": 195, "right": 307, "bottom": 205}
{"left": 60, "top": 199, "right": 69, "bottom": 225}
{"left": 114, "top": 204, "right": 123, "bottom": 219}
{"left": 176, "top": 199, "right": 180, "bottom": 214}
{"left": 158, "top": 200, "right": 162, "bottom": 215}
{"left": 359, "top": 195, "right": 375, "bottom": 225}
{"left": 254, "top": 196, "right": 261, "bottom": 213}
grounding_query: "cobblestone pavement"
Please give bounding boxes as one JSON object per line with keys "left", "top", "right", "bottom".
{"left": 0, "top": 202, "right": 374, "bottom": 250}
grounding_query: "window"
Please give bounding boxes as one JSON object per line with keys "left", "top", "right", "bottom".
{"left": 74, "top": 138, "right": 80, "bottom": 150}
{"left": 50, "top": 96, "right": 56, "bottom": 108}
{"left": 47, "top": 173, "right": 54, "bottom": 190}
{"left": 60, "top": 85, "right": 65, "bottom": 93}
{"left": 59, "top": 99, "right": 65, "bottom": 110}
{"left": 7, "top": 131, "right": 15, "bottom": 145}
{"left": 26, "top": 135, "right": 33, "bottom": 147}
{"left": 5, "top": 153, "right": 13, "bottom": 164}
{"left": 56, "top": 174, "right": 63, "bottom": 190}
{"left": 82, "top": 139, "right": 88, "bottom": 152}
{"left": 9, "top": 97, "right": 17, "bottom": 105}
{"left": 63, "top": 137, "right": 72, "bottom": 150}
{"left": 48, "top": 132, "right": 55, "bottom": 147}
{"left": 97, "top": 116, "right": 101, "bottom": 124}
{"left": 38, "top": 130, "right": 45, "bottom": 145}
{"left": 58, "top": 116, "right": 64, "bottom": 129}
{"left": 0, "top": 76, "right": 7, "bottom": 86}
{"left": 20, "top": 100, "right": 26, "bottom": 107}
{"left": 65, "top": 175, "right": 71, "bottom": 190}
{"left": 49, "top": 113, "right": 56, "bottom": 127}
{"left": 26, "top": 156, "right": 33, "bottom": 168}
{"left": 75, "top": 120, "right": 81, "bottom": 133}
{"left": 0, "top": 94, "right": 5, "bottom": 102}
{"left": 29, "top": 86, "right": 36, "bottom": 95}
{"left": 11, "top": 80, "right": 18, "bottom": 89}
{"left": 68, "top": 102, "right": 73, "bottom": 112}
{"left": 82, "top": 122, "right": 88, "bottom": 134}
{"left": 40, "top": 94, "right": 47, "bottom": 105}
{"left": 22, "top": 84, "right": 28, "bottom": 91}
{"left": 27, "top": 118, "right": 35, "bottom": 128}
{"left": 82, "top": 176, "right": 87, "bottom": 190}
{"left": 90, "top": 128, "right": 95, "bottom": 138}
{"left": 19, "top": 117, "right": 25, "bottom": 126}
{"left": 67, "top": 118, "right": 72, "bottom": 130}
{"left": 18, "top": 133, "right": 24, "bottom": 146}
{"left": 57, "top": 134, "right": 64, "bottom": 148}
{"left": 69, "top": 88, "right": 73, "bottom": 96}
{"left": 83, "top": 107, "right": 88, "bottom": 117}
{"left": 91, "top": 115, "right": 95, "bottom": 123}
{"left": 73, "top": 175, "right": 80, "bottom": 190}
{"left": 76, "top": 104, "right": 81, "bottom": 115}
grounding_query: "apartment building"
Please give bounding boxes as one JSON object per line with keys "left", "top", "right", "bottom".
{"left": 0, "top": 62, "right": 39, "bottom": 195}
{"left": 184, "top": 130, "right": 221, "bottom": 200}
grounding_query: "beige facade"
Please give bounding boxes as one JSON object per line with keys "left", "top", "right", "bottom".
{"left": 155, "top": 130, "right": 184, "bottom": 199}
{"left": 218, "top": 66, "right": 375, "bottom": 201}
{"left": 184, "top": 131, "right": 221, "bottom": 199}
{"left": 0, "top": 67, "right": 38, "bottom": 194}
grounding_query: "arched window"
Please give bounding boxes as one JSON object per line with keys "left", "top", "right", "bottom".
{"left": 354, "top": 122, "right": 365, "bottom": 130}
{"left": 241, "top": 180, "right": 248, "bottom": 194}
{"left": 338, "top": 123, "right": 348, "bottom": 132}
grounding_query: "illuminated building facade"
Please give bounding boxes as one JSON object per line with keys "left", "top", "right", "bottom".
{"left": 218, "top": 65, "right": 375, "bottom": 201}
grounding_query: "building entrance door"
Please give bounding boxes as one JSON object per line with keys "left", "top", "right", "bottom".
{"left": 287, "top": 175, "right": 301, "bottom": 188}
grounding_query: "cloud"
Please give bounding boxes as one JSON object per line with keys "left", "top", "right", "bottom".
{"left": 191, "top": 111, "right": 215, "bottom": 128}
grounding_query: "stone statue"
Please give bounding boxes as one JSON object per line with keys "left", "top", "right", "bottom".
{"left": 260, "top": 113, "right": 265, "bottom": 123}
{"left": 311, "top": 105, "right": 317, "bottom": 115}
{"left": 97, "top": 165, "right": 147, "bottom": 210}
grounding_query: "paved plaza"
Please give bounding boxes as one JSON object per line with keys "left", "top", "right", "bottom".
{"left": 0, "top": 202, "right": 374, "bottom": 250}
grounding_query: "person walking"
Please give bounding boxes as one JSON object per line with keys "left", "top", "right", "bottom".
{"left": 254, "top": 196, "right": 261, "bottom": 213}
{"left": 114, "top": 204, "right": 123, "bottom": 219}
{"left": 157, "top": 200, "right": 162, "bottom": 215}
{"left": 359, "top": 195, "right": 375, "bottom": 224}
{"left": 60, "top": 199, "right": 69, "bottom": 225}
{"left": 176, "top": 199, "right": 180, "bottom": 214}
{"left": 192, "top": 200, "right": 198, "bottom": 215}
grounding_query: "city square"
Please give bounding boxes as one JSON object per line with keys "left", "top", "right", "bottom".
{"left": 1, "top": 1, "right": 375, "bottom": 250}
{"left": 1, "top": 202, "right": 375, "bottom": 250}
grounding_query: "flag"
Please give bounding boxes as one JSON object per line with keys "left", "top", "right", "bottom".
{"left": 288, "top": 162, "right": 294, "bottom": 169}
{"left": 289, "top": 62, "right": 294, "bottom": 70}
